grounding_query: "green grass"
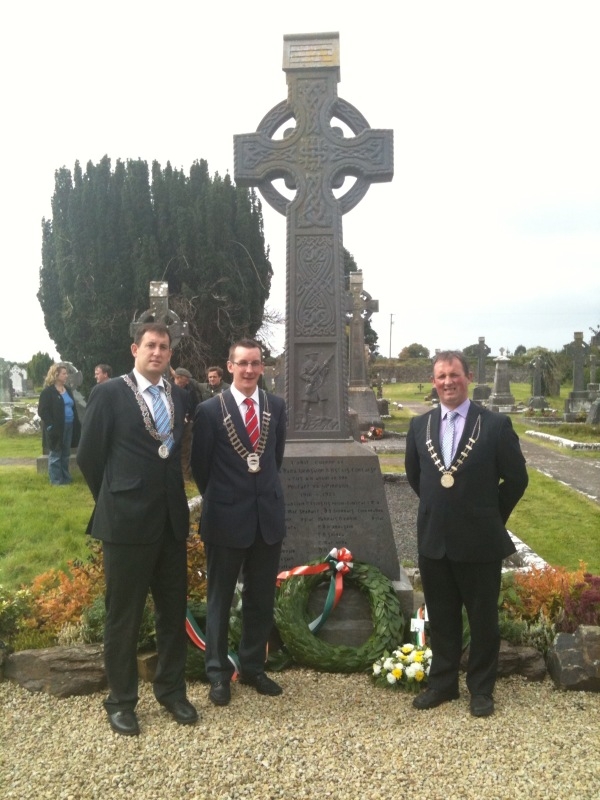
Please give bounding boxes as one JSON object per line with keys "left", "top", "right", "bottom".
{"left": 509, "top": 469, "right": 600, "bottom": 572}
{"left": 0, "top": 427, "right": 42, "bottom": 458}
{"left": 0, "top": 468, "right": 95, "bottom": 588}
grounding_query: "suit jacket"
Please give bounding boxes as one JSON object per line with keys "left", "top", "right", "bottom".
{"left": 405, "top": 402, "right": 528, "bottom": 562}
{"left": 77, "top": 374, "right": 190, "bottom": 544}
{"left": 38, "top": 384, "right": 81, "bottom": 450}
{"left": 191, "top": 388, "right": 287, "bottom": 547}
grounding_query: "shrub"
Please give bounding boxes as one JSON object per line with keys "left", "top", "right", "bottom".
{"left": 0, "top": 585, "right": 34, "bottom": 645}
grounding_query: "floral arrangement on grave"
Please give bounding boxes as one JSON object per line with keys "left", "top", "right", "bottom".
{"left": 371, "top": 644, "right": 432, "bottom": 691}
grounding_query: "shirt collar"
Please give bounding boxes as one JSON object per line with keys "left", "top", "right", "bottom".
{"left": 133, "top": 368, "right": 166, "bottom": 395}
{"left": 439, "top": 398, "right": 470, "bottom": 419}
{"left": 230, "top": 384, "right": 260, "bottom": 409}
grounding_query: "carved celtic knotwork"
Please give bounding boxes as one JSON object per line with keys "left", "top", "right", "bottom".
{"left": 295, "top": 237, "right": 335, "bottom": 336}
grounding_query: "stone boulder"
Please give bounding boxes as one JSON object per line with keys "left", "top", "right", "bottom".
{"left": 4, "top": 644, "right": 106, "bottom": 697}
{"left": 546, "top": 625, "right": 600, "bottom": 691}
{"left": 461, "top": 639, "right": 547, "bottom": 681}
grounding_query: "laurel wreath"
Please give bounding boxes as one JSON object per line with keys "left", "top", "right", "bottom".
{"left": 274, "top": 560, "right": 404, "bottom": 672}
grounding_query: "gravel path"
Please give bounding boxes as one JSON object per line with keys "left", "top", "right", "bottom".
{"left": 2, "top": 428, "right": 599, "bottom": 798}
{"left": 2, "top": 671, "right": 599, "bottom": 799}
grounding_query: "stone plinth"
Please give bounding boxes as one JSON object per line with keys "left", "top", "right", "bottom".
{"left": 280, "top": 441, "right": 404, "bottom": 583}
{"left": 348, "top": 386, "right": 382, "bottom": 431}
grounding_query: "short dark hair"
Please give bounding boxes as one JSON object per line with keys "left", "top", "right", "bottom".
{"left": 207, "top": 365, "right": 223, "bottom": 378}
{"left": 228, "top": 338, "right": 263, "bottom": 362}
{"left": 133, "top": 322, "right": 171, "bottom": 346}
{"left": 95, "top": 363, "right": 112, "bottom": 377}
{"left": 431, "top": 350, "right": 471, "bottom": 376}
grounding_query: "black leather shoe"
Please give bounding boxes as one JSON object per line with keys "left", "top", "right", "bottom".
{"left": 209, "top": 681, "right": 231, "bottom": 706}
{"left": 161, "top": 698, "right": 199, "bottom": 725}
{"left": 470, "top": 694, "right": 494, "bottom": 717}
{"left": 412, "top": 688, "right": 459, "bottom": 710}
{"left": 240, "top": 672, "right": 283, "bottom": 696}
{"left": 108, "top": 710, "right": 140, "bottom": 736}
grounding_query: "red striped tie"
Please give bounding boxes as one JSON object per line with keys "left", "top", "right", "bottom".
{"left": 244, "top": 398, "right": 259, "bottom": 450}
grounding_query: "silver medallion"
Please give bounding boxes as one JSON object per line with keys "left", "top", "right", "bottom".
{"left": 441, "top": 472, "right": 454, "bottom": 488}
{"left": 247, "top": 453, "right": 261, "bottom": 473}
{"left": 158, "top": 444, "right": 170, "bottom": 459}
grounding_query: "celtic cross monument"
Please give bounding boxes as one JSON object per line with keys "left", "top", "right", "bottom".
{"left": 234, "top": 32, "right": 393, "bottom": 439}
{"left": 234, "top": 34, "right": 410, "bottom": 607}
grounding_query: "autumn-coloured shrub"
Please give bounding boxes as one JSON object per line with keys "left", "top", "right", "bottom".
{"left": 559, "top": 573, "right": 600, "bottom": 633}
{"left": 27, "top": 540, "right": 105, "bottom": 637}
{"left": 502, "top": 563, "right": 588, "bottom": 623}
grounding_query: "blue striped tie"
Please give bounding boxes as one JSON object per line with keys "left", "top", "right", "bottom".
{"left": 148, "top": 385, "right": 173, "bottom": 452}
{"left": 441, "top": 411, "right": 458, "bottom": 468}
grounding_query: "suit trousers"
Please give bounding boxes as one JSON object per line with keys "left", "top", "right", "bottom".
{"left": 419, "top": 554, "right": 503, "bottom": 697}
{"left": 205, "top": 533, "right": 282, "bottom": 683}
{"left": 102, "top": 526, "right": 188, "bottom": 712}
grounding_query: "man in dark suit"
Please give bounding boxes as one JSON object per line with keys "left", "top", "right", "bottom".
{"left": 77, "top": 322, "right": 198, "bottom": 736}
{"left": 191, "top": 338, "right": 287, "bottom": 706}
{"left": 405, "top": 350, "right": 528, "bottom": 717}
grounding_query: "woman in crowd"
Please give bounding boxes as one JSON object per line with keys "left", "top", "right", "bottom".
{"left": 38, "top": 363, "right": 81, "bottom": 485}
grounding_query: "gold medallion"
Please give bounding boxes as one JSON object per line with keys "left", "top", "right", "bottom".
{"left": 441, "top": 472, "right": 454, "bottom": 488}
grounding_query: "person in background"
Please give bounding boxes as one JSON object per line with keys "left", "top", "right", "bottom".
{"left": 172, "top": 367, "right": 202, "bottom": 479}
{"left": 94, "top": 364, "right": 112, "bottom": 384}
{"left": 77, "top": 323, "right": 197, "bottom": 736}
{"left": 38, "top": 363, "right": 81, "bottom": 486}
{"left": 191, "top": 339, "right": 287, "bottom": 707}
{"left": 205, "top": 365, "right": 227, "bottom": 396}
{"left": 405, "top": 350, "right": 528, "bottom": 718}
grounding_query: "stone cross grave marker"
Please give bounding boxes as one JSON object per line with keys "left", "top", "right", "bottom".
{"left": 348, "top": 271, "right": 378, "bottom": 387}
{"left": 233, "top": 34, "right": 406, "bottom": 593}
{"left": 234, "top": 32, "right": 393, "bottom": 440}
{"left": 129, "top": 281, "right": 188, "bottom": 350}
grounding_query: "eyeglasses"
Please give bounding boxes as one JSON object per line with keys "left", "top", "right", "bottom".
{"left": 231, "top": 360, "right": 263, "bottom": 368}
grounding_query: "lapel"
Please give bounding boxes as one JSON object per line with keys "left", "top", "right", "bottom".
{"left": 430, "top": 406, "right": 442, "bottom": 453}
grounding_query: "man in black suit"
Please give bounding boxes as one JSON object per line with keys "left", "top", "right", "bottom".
{"left": 191, "top": 338, "right": 287, "bottom": 706}
{"left": 405, "top": 350, "right": 528, "bottom": 717}
{"left": 77, "top": 322, "right": 198, "bottom": 736}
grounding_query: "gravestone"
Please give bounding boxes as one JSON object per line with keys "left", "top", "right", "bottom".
{"left": 488, "top": 348, "right": 516, "bottom": 411}
{"left": 472, "top": 336, "right": 491, "bottom": 402}
{"left": 587, "top": 352, "right": 598, "bottom": 401}
{"left": 129, "top": 281, "right": 188, "bottom": 350}
{"left": 0, "top": 359, "right": 11, "bottom": 403}
{"left": 564, "top": 332, "right": 591, "bottom": 420}
{"left": 234, "top": 33, "right": 405, "bottom": 587}
{"left": 527, "top": 355, "right": 548, "bottom": 410}
{"left": 347, "top": 271, "right": 382, "bottom": 432}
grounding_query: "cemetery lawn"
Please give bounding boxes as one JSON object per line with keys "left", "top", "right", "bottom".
{"left": 0, "top": 428, "right": 42, "bottom": 458}
{"left": 0, "top": 468, "right": 95, "bottom": 589}
{"left": 509, "top": 469, "right": 600, "bottom": 573}
{"left": 0, "top": 467, "right": 201, "bottom": 590}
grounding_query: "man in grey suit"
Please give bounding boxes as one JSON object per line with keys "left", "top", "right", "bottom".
{"left": 77, "top": 322, "right": 198, "bottom": 736}
{"left": 191, "top": 338, "right": 287, "bottom": 706}
{"left": 405, "top": 350, "right": 528, "bottom": 717}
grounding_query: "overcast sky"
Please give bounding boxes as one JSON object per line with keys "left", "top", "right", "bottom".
{"left": 2, "top": 1, "right": 599, "bottom": 366}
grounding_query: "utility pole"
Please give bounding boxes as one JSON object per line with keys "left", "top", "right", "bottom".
{"left": 389, "top": 313, "right": 395, "bottom": 359}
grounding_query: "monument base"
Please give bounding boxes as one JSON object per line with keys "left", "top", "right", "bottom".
{"left": 279, "top": 440, "right": 409, "bottom": 588}
{"left": 348, "top": 386, "right": 382, "bottom": 431}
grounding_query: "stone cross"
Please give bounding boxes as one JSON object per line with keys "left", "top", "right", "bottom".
{"left": 348, "top": 271, "right": 378, "bottom": 387}
{"left": 590, "top": 353, "right": 597, "bottom": 386}
{"left": 129, "top": 281, "right": 188, "bottom": 349}
{"left": 234, "top": 32, "right": 393, "bottom": 439}
{"left": 475, "top": 336, "right": 490, "bottom": 385}
{"left": 571, "top": 332, "right": 586, "bottom": 393}
{"left": 530, "top": 355, "right": 543, "bottom": 397}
